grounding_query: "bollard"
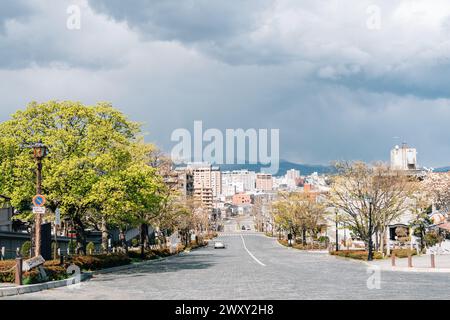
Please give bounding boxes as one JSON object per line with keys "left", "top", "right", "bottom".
{"left": 1, "top": 247, "right": 5, "bottom": 260}
{"left": 431, "top": 254, "right": 436, "bottom": 268}
{"left": 15, "top": 256, "right": 23, "bottom": 286}
{"left": 391, "top": 253, "right": 396, "bottom": 267}
{"left": 408, "top": 253, "right": 413, "bottom": 268}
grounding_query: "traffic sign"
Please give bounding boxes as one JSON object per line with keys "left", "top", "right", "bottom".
{"left": 33, "top": 207, "right": 46, "bottom": 214}
{"left": 32, "top": 194, "right": 46, "bottom": 207}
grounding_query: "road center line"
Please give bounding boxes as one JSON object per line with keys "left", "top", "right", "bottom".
{"left": 240, "top": 235, "right": 266, "bottom": 267}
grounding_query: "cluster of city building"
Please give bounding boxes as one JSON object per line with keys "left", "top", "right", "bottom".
{"left": 168, "top": 161, "right": 329, "bottom": 221}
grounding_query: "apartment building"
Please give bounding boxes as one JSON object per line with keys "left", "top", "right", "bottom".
{"left": 221, "top": 170, "right": 256, "bottom": 195}
{"left": 256, "top": 173, "right": 273, "bottom": 192}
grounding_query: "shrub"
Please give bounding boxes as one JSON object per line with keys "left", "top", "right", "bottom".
{"left": 131, "top": 239, "right": 139, "bottom": 247}
{"left": 68, "top": 240, "right": 77, "bottom": 254}
{"left": 151, "top": 248, "right": 171, "bottom": 257}
{"left": 0, "top": 260, "right": 69, "bottom": 284}
{"left": 0, "top": 260, "right": 16, "bottom": 283}
{"left": 330, "top": 250, "right": 383, "bottom": 260}
{"left": 21, "top": 241, "right": 32, "bottom": 258}
{"left": 71, "top": 253, "right": 131, "bottom": 271}
{"left": 391, "top": 248, "right": 417, "bottom": 258}
{"left": 318, "top": 236, "right": 329, "bottom": 243}
{"left": 86, "top": 242, "right": 96, "bottom": 255}
{"left": 127, "top": 250, "right": 158, "bottom": 260}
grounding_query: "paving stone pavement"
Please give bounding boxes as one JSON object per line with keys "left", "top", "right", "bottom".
{"left": 4, "top": 233, "right": 450, "bottom": 300}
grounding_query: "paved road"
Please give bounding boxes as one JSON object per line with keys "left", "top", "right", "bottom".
{"left": 5, "top": 233, "right": 450, "bottom": 300}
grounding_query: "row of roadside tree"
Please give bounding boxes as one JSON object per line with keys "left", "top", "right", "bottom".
{"left": 0, "top": 101, "right": 209, "bottom": 257}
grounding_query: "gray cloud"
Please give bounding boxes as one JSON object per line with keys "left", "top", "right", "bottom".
{"left": 0, "top": 1, "right": 32, "bottom": 33}
{"left": 1, "top": 0, "right": 450, "bottom": 168}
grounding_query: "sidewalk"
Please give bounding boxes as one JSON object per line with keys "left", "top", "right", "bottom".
{"left": 366, "top": 254, "right": 450, "bottom": 273}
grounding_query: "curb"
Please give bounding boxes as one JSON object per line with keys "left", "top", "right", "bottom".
{"left": 0, "top": 273, "right": 92, "bottom": 298}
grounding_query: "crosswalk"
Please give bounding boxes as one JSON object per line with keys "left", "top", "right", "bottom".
{"left": 218, "top": 232, "right": 264, "bottom": 237}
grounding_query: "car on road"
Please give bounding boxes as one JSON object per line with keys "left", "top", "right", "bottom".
{"left": 245, "top": 226, "right": 251, "bottom": 231}
{"left": 214, "top": 241, "right": 226, "bottom": 249}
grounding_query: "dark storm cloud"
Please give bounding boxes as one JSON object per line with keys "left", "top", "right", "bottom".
{"left": 87, "top": 0, "right": 450, "bottom": 99}
{"left": 0, "top": 1, "right": 32, "bottom": 32}
{"left": 88, "top": 0, "right": 272, "bottom": 43}
{"left": 1, "top": 1, "right": 450, "bottom": 167}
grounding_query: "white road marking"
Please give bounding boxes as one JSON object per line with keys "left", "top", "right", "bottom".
{"left": 240, "top": 235, "right": 266, "bottom": 267}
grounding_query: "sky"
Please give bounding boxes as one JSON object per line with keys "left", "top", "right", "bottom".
{"left": 1, "top": 0, "right": 450, "bottom": 167}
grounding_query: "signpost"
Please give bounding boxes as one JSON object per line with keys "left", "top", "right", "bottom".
{"left": 22, "top": 255, "right": 45, "bottom": 272}
{"left": 33, "top": 207, "right": 46, "bottom": 214}
{"left": 32, "top": 194, "right": 46, "bottom": 207}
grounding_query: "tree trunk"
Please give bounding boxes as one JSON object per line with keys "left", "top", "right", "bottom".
{"left": 119, "top": 228, "right": 127, "bottom": 253}
{"left": 101, "top": 217, "right": 108, "bottom": 253}
{"left": 74, "top": 217, "right": 87, "bottom": 255}
{"left": 139, "top": 223, "right": 146, "bottom": 259}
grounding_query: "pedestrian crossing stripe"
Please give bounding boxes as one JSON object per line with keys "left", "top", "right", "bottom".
{"left": 218, "top": 233, "right": 264, "bottom": 237}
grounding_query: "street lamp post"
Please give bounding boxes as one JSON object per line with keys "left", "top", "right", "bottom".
{"left": 335, "top": 210, "right": 339, "bottom": 252}
{"left": 368, "top": 197, "right": 374, "bottom": 261}
{"left": 32, "top": 140, "right": 48, "bottom": 257}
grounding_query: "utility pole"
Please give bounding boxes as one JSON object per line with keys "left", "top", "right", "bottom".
{"left": 335, "top": 210, "right": 339, "bottom": 252}
{"left": 368, "top": 198, "right": 374, "bottom": 261}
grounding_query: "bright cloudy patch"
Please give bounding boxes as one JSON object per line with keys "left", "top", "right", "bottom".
{"left": 0, "top": 0, "right": 450, "bottom": 167}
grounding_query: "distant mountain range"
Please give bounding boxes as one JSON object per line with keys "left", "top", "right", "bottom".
{"left": 434, "top": 166, "right": 450, "bottom": 172}
{"left": 215, "top": 160, "right": 335, "bottom": 176}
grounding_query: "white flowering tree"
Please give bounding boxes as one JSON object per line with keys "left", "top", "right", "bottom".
{"left": 423, "top": 172, "right": 450, "bottom": 214}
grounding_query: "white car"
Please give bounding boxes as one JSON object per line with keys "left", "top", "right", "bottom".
{"left": 214, "top": 241, "right": 226, "bottom": 249}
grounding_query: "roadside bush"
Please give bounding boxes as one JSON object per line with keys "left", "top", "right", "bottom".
{"left": 391, "top": 248, "right": 417, "bottom": 258}
{"left": 68, "top": 240, "right": 77, "bottom": 254}
{"left": 131, "top": 238, "right": 139, "bottom": 247}
{"left": 151, "top": 248, "right": 171, "bottom": 257}
{"left": 330, "top": 250, "right": 383, "bottom": 260}
{"left": 71, "top": 253, "right": 131, "bottom": 271}
{"left": 86, "top": 242, "right": 96, "bottom": 255}
{"left": 278, "top": 239, "right": 326, "bottom": 250}
{"left": 0, "top": 260, "right": 16, "bottom": 283}
{"left": 0, "top": 260, "right": 69, "bottom": 284}
{"left": 127, "top": 250, "right": 158, "bottom": 261}
{"left": 20, "top": 241, "right": 31, "bottom": 258}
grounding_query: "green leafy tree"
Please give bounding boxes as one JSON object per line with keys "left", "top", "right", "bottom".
{"left": 0, "top": 101, "right": 140, "bottom": 253}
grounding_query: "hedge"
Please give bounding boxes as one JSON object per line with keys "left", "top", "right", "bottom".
{"left": 330, "top": 250, "right": 383, "bottom": 260}
{"left": 0, "top": 260, "right": 69, "bottom": 284}
{"left": 278, "top": 239, "right": 327, "bottom": 250}
{"left": 391, "top": 248, "right": 417, "bottom": 258}
{"left": 1, "top": 241, "right": 209, "bottom": 284}
{"left": 70, "top": 254, "right": 131, "bottom": 271}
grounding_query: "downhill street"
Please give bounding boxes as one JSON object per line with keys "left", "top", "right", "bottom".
{"left": 5, "top": 231, "right": 450, "bottom": 300}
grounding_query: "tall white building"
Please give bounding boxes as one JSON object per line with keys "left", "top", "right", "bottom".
{"left": 221, "top": 170, "right": 256, "bottom": 196}
{"left": 390, "top": 143, "right": 417, "bottom": 170}
{"left": 285, "top": 169, "right": 300, "bottom": 188}
{"left": 188, "top": 163, "right": 222, "bottom": 198}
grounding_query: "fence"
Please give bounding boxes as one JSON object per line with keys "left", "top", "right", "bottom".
{"left": 0, "top": 231, "right": 101, "bottom": 260}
